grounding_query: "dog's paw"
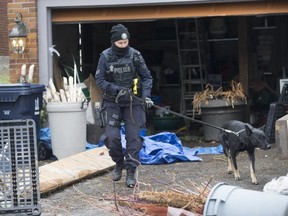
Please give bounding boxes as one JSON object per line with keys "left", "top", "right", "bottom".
{"left": 234, "top": 176, "right": 241, "bottom": 181}
{"left": 234, "top": 170, "right": 241, "bottom": 181}
{"left": 227, "top": 165, "right": 233, "bottom": 174}
{"left": 251, "top": 173, "right": 258, "bottom": 185}
{"left": 252, "top": 179, "right": 258, "bottom": 185}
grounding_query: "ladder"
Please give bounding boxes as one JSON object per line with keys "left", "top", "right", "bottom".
{"left": 175, "top": 18, "right": 207, "bottom": 117}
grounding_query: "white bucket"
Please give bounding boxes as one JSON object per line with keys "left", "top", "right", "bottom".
{"left": 204, "top": 182, "right": 288, "bottom": 216}
{"left": 47, "top": 102, "right": 87, "bottom": 159}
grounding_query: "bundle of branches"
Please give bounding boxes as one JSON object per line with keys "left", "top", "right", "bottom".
{"left": 138, "top": 189, "right": 206, "bottom": 214}
{"left": 192, "top": 80, "right": 247, "bottom": 115}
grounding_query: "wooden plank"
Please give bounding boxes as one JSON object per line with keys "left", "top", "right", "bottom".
{"left": 39, "top": 146, "right": 114, "bottom": 194}
{"left": 275, "top": 115, "right": 288, "bottom": 159}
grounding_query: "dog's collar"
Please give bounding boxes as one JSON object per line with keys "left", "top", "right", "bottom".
{"left": 235, "top": 128, "right": 246, "bottom": 136}
{"left": 224, "top": 128, "right": 248, "bottom": 146}
{"left": 224, "top": 128, "right": 245, "bottom": 137}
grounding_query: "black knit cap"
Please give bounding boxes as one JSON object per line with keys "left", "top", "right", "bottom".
{"left": 111, "top": 24, "right": 130, "bottom": 42}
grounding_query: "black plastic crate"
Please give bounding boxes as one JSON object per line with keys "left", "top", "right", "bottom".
{"left": 0, "top": 119, "right": 41, "bottom": 216}
{"left": 265, "top": 102, "right": 286, "bottom": 144}
{"left": 279, "top": 83, "right": 288, "bottom": 102}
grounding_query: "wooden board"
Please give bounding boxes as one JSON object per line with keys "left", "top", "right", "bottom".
{"left": 275, "top": 115, "right": 288, "bottom": 159}
{"left": 39, "top": 146, "right": 114, "bottom": 194}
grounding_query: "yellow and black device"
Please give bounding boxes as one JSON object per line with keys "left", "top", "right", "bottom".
{"left": 133, "top": 78, "right": 138, "bottom": 95}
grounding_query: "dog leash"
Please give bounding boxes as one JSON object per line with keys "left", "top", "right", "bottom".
{"left": 115, "top": 89, "right": 136, "bottom": 124}
{"left": 130, "top": 94, "right": 244, "bottom": 136}
{"left": 234, "top": 128, "right": 246, "bottom": 136}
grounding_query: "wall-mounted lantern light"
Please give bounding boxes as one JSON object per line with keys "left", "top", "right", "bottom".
{"left": 9, "top": 13, "right": 27, "bottom": 54}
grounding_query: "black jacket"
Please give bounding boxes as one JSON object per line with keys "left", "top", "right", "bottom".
{"left": 95, "top": 46, "right": 153, "bottom": 102}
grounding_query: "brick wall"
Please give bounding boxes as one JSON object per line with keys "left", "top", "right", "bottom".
{"left": 8, "top": 0, "right": 39, "bottom": 83}
{"left": 0, "top": 0, "right": 8, "bottom": 56}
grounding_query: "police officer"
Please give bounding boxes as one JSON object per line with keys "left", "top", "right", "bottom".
{"left": 95, "top": 24, "right": 153, "bottom": 188}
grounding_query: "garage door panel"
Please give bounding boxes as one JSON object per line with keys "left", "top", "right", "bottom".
{"left": 52, "top": 1, "right": 288, "bottom": 23}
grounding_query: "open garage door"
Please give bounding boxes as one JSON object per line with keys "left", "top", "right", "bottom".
{"left": 50, "top": 1, "right": 288, "bottom": 125}
{"left": 52, "top": 1, "right": 288, "bottom": 23}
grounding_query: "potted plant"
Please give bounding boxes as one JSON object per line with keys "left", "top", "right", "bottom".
{"left": 192, "top": 80, "right": 247, "bottom": 141}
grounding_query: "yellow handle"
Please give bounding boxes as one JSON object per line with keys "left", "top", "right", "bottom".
{"left": 133, "top": 78, "right": 138, "bottom": 95}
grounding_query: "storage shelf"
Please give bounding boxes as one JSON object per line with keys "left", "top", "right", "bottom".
{"left": 136, "top": 40, "right": 177, "bottom": 49}
{"left": 180, "top": 48, "right": 199, "bottom": 52}
{"left": 183, "top": 79, "right": 204, "bottom": 84}
{"left": 160, "top": 84, "right": 179, "bottom": 87}
{"left": 179, "top": 32, "right": 197, "bottom": 35}
{"left": 207, "top": 38, "right": 239, "bottom": 42}
{"left": 182, "top": 64, "right": 201, "bottom": 67}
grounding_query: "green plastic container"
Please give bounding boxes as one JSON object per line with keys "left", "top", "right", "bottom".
{"left": 151, "top": 115, "right": 184, "bottom": 130}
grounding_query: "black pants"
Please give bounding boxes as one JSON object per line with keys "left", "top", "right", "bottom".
{"left": 102, "top": 100, "right": 146, "bottom": 171}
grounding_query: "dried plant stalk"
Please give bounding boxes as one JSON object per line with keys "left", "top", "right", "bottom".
{"left": 192, "top": 80, "right": 247, "bottom": 115}
{"left": 138, "top": 190, "right": 206, "bottom": 214}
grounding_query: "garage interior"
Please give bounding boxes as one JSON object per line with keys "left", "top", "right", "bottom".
{"left": 51, "top": 14, "right": 288, "bottom": 130}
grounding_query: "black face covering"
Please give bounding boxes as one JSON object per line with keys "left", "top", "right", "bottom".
{"left": 112, "top": 44, "right": 129, "bottom": 56}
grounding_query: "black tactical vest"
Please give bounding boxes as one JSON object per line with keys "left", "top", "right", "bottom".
{"left": 103, "top": 47, "right": 140, "bottom": 89}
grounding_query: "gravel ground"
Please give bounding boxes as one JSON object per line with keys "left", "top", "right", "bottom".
{"left": 38, "top": 134, "right": 288, "bottom": 216}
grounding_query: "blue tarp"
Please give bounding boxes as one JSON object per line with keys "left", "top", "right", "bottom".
{"left": 40, "top": 128, "right": 223, "bottom": 164}
{"left": 138, "top": 132, "right": 203, "bottom": 164}
{"left": 40, "top": 128, "right": 52, "bottom": 149}
{"left": 189, "top": 144, "right": 224, "bottom": 155}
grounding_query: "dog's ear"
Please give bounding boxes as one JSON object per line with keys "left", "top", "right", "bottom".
{"left": 245, "top": 125, "right": 252, "bottom": 136}
{"left": 258, "top": 124, "right": 266, "bottom": 132}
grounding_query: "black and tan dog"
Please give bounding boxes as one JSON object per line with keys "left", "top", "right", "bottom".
{"left": 218, "top": 120, "right": 271, "bottom": 184}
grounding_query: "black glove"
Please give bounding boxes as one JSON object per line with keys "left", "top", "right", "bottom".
{"left": 144, "top": 97, "right": 154, "bottom": 108}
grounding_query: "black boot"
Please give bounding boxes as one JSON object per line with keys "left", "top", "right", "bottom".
{"left": 112, "top": 160, "right": 125, "bottom": 181}
{"left": 126, "top": 169, "right": 136, "bottom": 188}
